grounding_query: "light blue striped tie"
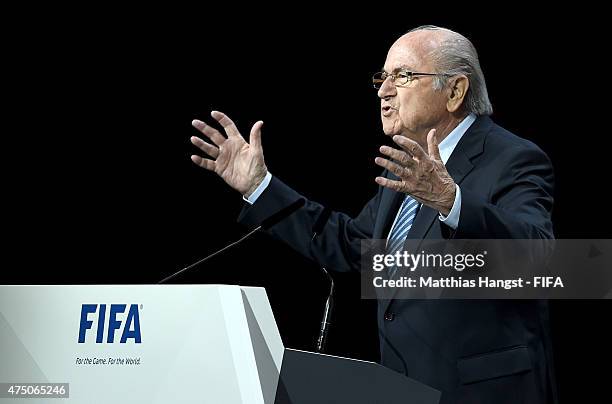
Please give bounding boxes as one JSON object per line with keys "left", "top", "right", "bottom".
{"left": 387, "top": 195, "right": 420, "bottom": 278}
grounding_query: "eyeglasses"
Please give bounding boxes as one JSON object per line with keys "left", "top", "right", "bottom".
{"left": 372, "top": 70, "right": 451, "bottom": 89}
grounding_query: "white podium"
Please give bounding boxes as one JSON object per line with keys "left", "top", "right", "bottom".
{"left": 0, "top": 285, "right": 439, "bottom": 403}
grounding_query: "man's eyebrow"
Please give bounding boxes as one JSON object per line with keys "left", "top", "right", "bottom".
{"left": 382, "top": 65, "right": 415, "bottom": 73}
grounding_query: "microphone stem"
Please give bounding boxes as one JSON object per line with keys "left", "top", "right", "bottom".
{"left": 316, "top": 267, "right": 334, "bottom": 353}
{"left": 158, "top": 225, "right": 262, "bottom": 284}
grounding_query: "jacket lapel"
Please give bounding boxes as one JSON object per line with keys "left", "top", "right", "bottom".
{"left": 373, "top": 171, "right": 403, "bottom": 240}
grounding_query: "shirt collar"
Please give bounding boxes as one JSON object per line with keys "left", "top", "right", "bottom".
{"left": 438, "top": 113, "right": 477, "bottom": 164}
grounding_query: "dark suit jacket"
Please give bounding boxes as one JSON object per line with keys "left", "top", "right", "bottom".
{"left": 239, "top": 116, "right": 557, "bottom": 404}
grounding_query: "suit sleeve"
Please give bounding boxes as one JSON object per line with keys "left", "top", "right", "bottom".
{"left": 237, "top": 175, "right": 382, "bottom": 272}
{"left": 453, "top": 145, "right": 554, "bottom": 239}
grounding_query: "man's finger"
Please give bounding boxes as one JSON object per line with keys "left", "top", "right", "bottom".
{"left": 427, "top": 129, "right": 442, "bottom": 161}
{"left": 250, "top": 121, "right": 264, "bottom": 152}
{"left": 375, "top": 157, "right": 408, "bottom": 178}
{"left": 375, "top": 176, "right": 403, "bottom": 192}
{"left": 192, "top": 119, "right": 226, "bottom": 146}
{"left": 191, "top": 136, "right": 219, "bottom": 158}
{"left": 211, "top": 111, "right": 242, "bottom": 139}
{"left": 190, "top": 155, "right": 216, "bottom": 171}
{"left": 379, "top": 145, "right": 415, "bottom": 167}
{"left": 392, "top": 135, "right": 427, "bottom": 160}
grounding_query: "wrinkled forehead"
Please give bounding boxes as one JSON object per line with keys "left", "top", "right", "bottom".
{"left": 383, "top": 32, "right": 439, "bottom": 73}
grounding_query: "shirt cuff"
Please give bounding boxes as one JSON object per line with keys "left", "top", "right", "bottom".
{"left": 438, "top": 184, "right": 461, "bottom": 230}
{"left": 243, "top": 172, "right": 272, "bottom": 204}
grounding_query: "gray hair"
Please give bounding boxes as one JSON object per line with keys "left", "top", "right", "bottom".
{"left": 407, "top": 25, "right": 493, "bottom": 116}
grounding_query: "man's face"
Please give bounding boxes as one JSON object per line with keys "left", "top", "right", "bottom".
{"left": 378, "top": 32, "right": 449, "bottom": 144}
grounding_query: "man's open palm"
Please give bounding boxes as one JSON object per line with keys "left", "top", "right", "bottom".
{"left": 190, "top": 111, "right": 267, "bottom": 196}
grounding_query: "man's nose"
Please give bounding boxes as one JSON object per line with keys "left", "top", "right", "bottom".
{"left": 377, "top": 77, "right": 396, "bottom": 99}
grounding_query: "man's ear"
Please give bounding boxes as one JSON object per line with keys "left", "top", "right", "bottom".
{"left": 447, "top": 75, "right": 469, "bottom": 113}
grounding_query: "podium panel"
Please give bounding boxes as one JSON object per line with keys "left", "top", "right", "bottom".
{"left": 275, "top": 349, "right": 440, "bottom": 404}
{"left": 0, "top": 285, "right": 283, "bottom": 403}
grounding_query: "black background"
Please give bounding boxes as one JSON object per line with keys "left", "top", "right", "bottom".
{"left": 4, "top": 6, "right": 610, "bottom": 402}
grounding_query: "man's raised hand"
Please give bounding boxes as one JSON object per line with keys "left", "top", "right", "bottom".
{"left": 374, "top": 129, "right": 456, "bottom": 215}
{"left": 190, "top": 111, "right": 268, "bottom": 197}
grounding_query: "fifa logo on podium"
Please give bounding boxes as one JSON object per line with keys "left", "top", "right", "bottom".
{"left": 78, "top": 304, "right": 142, "bottom": 343}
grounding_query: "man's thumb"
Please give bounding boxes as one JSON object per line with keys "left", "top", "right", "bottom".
{"left": 250, "top": 121, "right": 264, "bottom": 151}
{"left": 427, "top": 129, "right": 441, "bottom": 160}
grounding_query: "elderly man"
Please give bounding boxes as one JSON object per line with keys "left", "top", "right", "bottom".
{"left": 190, "top": 26, "right": 556, "bottom": 404}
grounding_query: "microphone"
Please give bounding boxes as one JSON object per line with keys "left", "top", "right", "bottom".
{"left": 158, "top": 198, "right": 305, "bottom": 284}
{"left": 311, "top": 207, "right": 335, "bottom": 353}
